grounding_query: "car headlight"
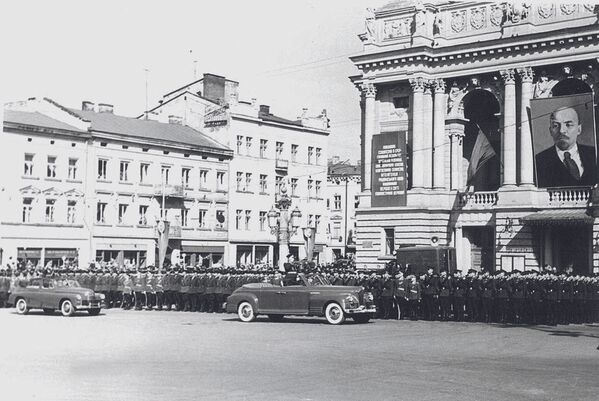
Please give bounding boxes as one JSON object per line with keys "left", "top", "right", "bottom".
{"left": 76, "top": 294, "right": 82, "bottom": 300}
{"left": 344, "top": 295, "right": 359, "bottom": 309}
{"left": 99, "top": 294, "right": 106, "bottom": 300}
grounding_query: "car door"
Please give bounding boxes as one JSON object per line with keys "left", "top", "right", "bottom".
{"left": 277, "top": 285, "right": 310, "bottom": 314}
{"left": 25, "top": 278, "right": 42, "bottom": 308}
{"left": 257, "top": 286, "right": 284, "bottom": 313}
{"left": 39, "top": 279, "right": 56, "bottom": 308}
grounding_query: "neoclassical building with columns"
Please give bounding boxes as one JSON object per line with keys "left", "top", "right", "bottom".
{"left": 350, "top": 1, "right": 599, "bottom": 274}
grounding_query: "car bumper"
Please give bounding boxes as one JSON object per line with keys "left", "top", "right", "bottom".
{"left": 344, "top": 305, "right": 376, "bottom": 314}
{"left": 76, "top": 301, "right": 103, "bottom": 309}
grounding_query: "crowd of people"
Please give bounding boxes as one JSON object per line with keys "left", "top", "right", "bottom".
{"left": 0, "top": 261, "right": 598, "bottom": 326}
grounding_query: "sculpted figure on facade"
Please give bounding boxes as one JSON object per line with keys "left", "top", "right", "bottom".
{"left": 384, "top": 18, "right": 410, "bottom": 39}
{"left": 507, "top": 2, "right": 531, "bottom": 23}
{"left": 414, "top": 1, "right": 427, "bottom": 34}
{"left": 433, "top": 12, "right": 444, "bottom": 36}
{"left": 533, "top": 71, "right": 557, "bottom": 98}
{"left": 365, "top": 8, "right": 377, "bottom": 42}
{"left": 447, "top": 82, "right": 466, "bottom": 117}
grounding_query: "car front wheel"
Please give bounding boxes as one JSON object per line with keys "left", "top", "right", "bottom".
{"left": 60, "top": 300, "right": 75, "bottom": 317}
{"left": 88, "top": 308, "right": 101, "bottom": 316}
{"left": 16, "top": 298, "right": 29, "bottom": 315}
{"left": 325, "top": 302, "right": 345, "bottom": 325}
{"left": 237, "top": 301, "right": 256, "bottom": 322}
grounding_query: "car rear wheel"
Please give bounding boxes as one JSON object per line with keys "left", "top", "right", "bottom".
{"left": 237, "top": 301, "right": 256, "bottom": 322}
{"left": 88, "top": 308, "right": 101, "bottom": 316}
{"left": 268, "top": 314, "right": 285, "bottom": 322}
{"left": 352, "top": 314, "right": 371, "bottom": 324}
{"left": 60, "top": 300, "right": 75, "bottom": 317}
{"left": 43, "top": 308, "right": 55, "bottom": 315}
{"left": 325, "top": 302, "right": 345, "bottom": 325}
{"left": 16, "top": 298, "right": 29, "bottom": 315}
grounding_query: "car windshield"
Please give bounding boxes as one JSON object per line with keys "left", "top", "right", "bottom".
{"left": 306, "top": 274, "right": 331, "bottom": 286}
{"left": 55, "top": 279, "right": 81, "bottom": 288}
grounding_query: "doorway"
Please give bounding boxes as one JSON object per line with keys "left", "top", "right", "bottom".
{"left": 462, "top": 226, "right": 495, "bottom": 272}
{"left": 543, "top": 225, "right": 591, "bottom": 274}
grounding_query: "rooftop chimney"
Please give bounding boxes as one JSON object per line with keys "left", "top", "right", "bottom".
{"left": 168, "top": 115, "right": 183, "bottom": 125}
{"left": 98, "top": 103, "right": 114, "bottom": 113}
{"left": 82, "top": 101, "right": 95, "bottom": 112}
{"left": 259, "top": 104, "right": 270, "bottom": 115}
{"left": 202, "top": 73, "right": 226, "bottom": 104}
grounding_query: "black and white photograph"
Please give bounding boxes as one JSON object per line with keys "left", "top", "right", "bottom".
{"left": 2, "top": 1, "right": 599, "bottom": 401}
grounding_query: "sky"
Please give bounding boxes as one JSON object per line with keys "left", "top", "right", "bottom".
{"left": 4, "top": 0, "right": 390, "bottom": 162}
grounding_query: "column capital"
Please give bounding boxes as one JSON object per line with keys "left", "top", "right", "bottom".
{"left": 360, "top": 81, "right": 377, "bottom": 98}
{"left": 409, "top": 77, "right": 427, "bottom": 93}
{"left": 432, "top": 78, "right": 446, "bottom": 94}
{"left": 517, "top": 67, "right": 534, "bottom": 83}
{"left": 500, "top": 69, "right": 516, "bottom": 84}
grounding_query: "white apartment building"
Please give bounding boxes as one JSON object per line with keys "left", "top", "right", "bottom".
{"left": 145, "top": 73, "right": 330, "bottom": 266}
{"left": 1, "top": 97, "right": 233, "bottom": 268}
{"left": 326, "top": 158, "right": 361, "bottom": 262}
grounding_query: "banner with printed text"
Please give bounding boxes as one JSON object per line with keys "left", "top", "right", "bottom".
{"left": 371, "top": 131, "right": 407, "bottom": 207}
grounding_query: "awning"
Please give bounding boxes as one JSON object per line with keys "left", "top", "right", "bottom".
{"left": 181, "top": 245, "right": 225, "bottom": 254}
{"left": 45, "top": 248, "right": 78, "bottom": 258}
{"left": 520, "top": 209, "right": 594, "bottom": 226}
{"left": 17, "top": 248, "right": 42, "bottom": 258}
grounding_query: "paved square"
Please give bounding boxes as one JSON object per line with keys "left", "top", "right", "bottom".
{"left": 0, "top": 309, "right": 597, "bottom": 401}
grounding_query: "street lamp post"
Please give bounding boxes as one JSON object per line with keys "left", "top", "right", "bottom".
{"left": 268, "top": 184, "right": 301, "bottom": 271}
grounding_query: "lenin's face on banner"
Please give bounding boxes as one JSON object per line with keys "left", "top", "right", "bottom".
{"left": 531, "top": 93, "right": 597, "bottom": 188}
{"left": 549, "top": 107, "right": 581, "bottom": 151}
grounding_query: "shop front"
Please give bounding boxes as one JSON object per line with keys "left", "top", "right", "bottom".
{"left": 181, "top": 245, "right": 225, "bottom": 268}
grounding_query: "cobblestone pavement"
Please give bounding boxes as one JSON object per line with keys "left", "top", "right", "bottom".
{"left": 0, "top": 309, "right": 598, "bottom": 401}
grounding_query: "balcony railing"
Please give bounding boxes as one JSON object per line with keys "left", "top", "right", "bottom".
{"left": 547, "top": 187, "right": 590, "bottom": 207}
{"left": 275, "top": 158, "right": 289, "bottom": 171}
{"left": 457, "top": 191, "right": 498, "bottom": 208}
{"left": 154, "top": 184, "right": 185, "bottom": 198}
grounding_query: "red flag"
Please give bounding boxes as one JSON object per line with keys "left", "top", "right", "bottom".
{"left": 467, "top": 126, "right": 496, "bottom": 184}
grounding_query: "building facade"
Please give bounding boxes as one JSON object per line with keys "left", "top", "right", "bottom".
{"left": 145, "top": 74, "right": 330, "bottom": 266}
{"left": 351, "top": 2, "right": 599, "bottom": 274}
{"left": 1, "top": 98, "right": 232, "bottom": 268}
{"left": 326, "top": 157, "right": 361, "bottom": 261}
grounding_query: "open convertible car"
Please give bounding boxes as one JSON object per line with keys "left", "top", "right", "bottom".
{"left": 225, "top": 273, "right": 376, "bottom": 325}
{"left": 8, "top": 277, "right": 105, "bottom": 317}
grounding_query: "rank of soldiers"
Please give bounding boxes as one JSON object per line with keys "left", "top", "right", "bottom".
{"left": 0, "top": 265, "right": 597, "bottom": 326}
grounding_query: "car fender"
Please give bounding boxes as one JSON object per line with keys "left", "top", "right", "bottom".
{"left": 309, "top": 293, "right": 348, "bottom": 316}
{"left": 226, "top": 291, "right": 259, "bottom": 312}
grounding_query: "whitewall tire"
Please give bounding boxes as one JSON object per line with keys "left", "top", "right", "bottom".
{"left": 325, "top": 302, "right": 345, "bottom": 325}
{"left": 61, "top": 300, "right": 75, "bottom": 317}
{"left": 16, "top": 298, "right": 29, "bottom": 315}
{"left": 238, "top": 301, "right": 256, "bottom": 322}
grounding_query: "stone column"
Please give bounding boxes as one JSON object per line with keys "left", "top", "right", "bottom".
{"left": 518, "top": 67, "right": 535, "bottom": 186}
{"left": 433, "top": 79, "right": 447, "bottom": 189}
{"left": 501, "top": 69, "right": 517, "bottom": 187}
{"left": 423, "top": 82, "right": 434, "bottom": 188}
{"left": 361, "top": 81, "right": 377, "bottom": 191}
{"left": 447, "top": 118, "right": 466, "bottom": 191}
{"left": 409, "top": 77, "right": 426, "bottom": 189}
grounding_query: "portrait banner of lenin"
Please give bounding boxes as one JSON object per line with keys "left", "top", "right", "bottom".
{"left": 531, "top": 93, "right": 597, "bottom": 188}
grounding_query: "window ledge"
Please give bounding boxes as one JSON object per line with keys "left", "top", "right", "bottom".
{"left": 259, "top": 192, "right": 270, "bottom": 196}
{"left": 66, "top": 179, "right": 82, "bottom": 184}
{"left": 117, "top": 224, "right": 134, "bottom": 227}
{"left": 97, "top": 179, "right": 112, "bottom": 183}
{"left": 216, "top": 189, "right": 228, "bottom": 193}
{"left": 198, "top": 188, "right": 212, "bottom": 193}
{"left": 136, "top": 224, "right": 152, "bottom": 228}
{"left": 139, "top": 183, "right": 153, "bottom": 187}
{"left": 21, "top": 175, "right": 39, "bottom": 180}
{"left": 119, "top": 181, "right": 133, "bottom": 185}
{"left": 95, "top": 222, "right": 111, "bottom": 226}
{"left": 45, "top": 177, "right": 61, "bottom": 182}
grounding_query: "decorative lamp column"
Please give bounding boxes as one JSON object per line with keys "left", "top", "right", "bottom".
{"left": 423, "top": 81, "right": 434, "bottom": 188}
{"left": 501, "top": 69, "right": 517, "bottom": 187}
{"left": 409, "top": 77, "right": 426, "bottom": 189}
{"left": 433, "top": 79, "right": 447, "bottom": 189}
{"left": 268, "top": 185, "right": 302, "bottom": 271}
{"left": 361, "top": 81, "right": 377, "bottom": 192}
{"left": 518, "top": 67, "right": 535, "bottom": 186}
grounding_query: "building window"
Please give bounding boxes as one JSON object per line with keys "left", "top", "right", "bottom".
{"left": 236, "top": 209, "right": 242, "bottom": 230}
{"left": 161, "top": 166, "right": 170, "bottom": 185}
{"left": 47, "top": 156, "right": 57, "bottom": 178}
{"left": 334, "top": 194, "right": 342, "bottom": 210}
{"left": 181, "top": 208, "right": 189, "bottom": 227}
{"left": 308, "top": 214, "right": 314, "bottom": 228}
{"left": 140, "top": 163, "right": 149, "bottom": 183}
{"left": 67, "top": 200, "right": 77, "bottom": 224}
{"left": 316, "top": 148, "right": 322, "bottom": 165}
{"left": 199, "top": 209, "right": 207, "bottom": 228}
{"left": 236, "top": 172, "right": 243, "bottom": 191}
{"left": 384, "top": 228, "right": 395, "bottom": 255}
{"left": 315, "top": 215, "right": 321, "bottom": 232}
{"left": 275, "top": 176, "right": 283, "bottom": 195}
{"left": 119, "top": 161, "right": 129, "bottom": 182}
{"left": 217, "top": 171, "right": 226, "bottom": 191}
{"left": 259, "top": 211, "right": 267, "bottom": 231}
{"left": 24, "top": 154, "right": 34, "bottom": 176}
{"left": 308, "top": 179, "right": 313, "bottom": 198}
{"left": 68, "top": 158, "right": 78, "bottom": 180}
{"left": 259, "top": 139, "right": 268, "bottom": 158}
{"left": 22, "top": 198, "right": 33, "bottom": 223}
{"left": 96, "top": 202, "right": 107, "bottom": 223}
{"left": 236, "top": 135, "right": 243, "bottom": 154}
{"left": 333, "top": 223, "right": 341, "bottom": 239}
{"left": 245, "top": 173, "right": 252, "bottom": 192}
{"left": 246, "top": 137, "right": 252, "bottom": 156}
{"left": 259, "top": 174, "right": 268, "bottom": 193}
{"left": 291, "top": 178, "right": 298, "bottom": 196}
{"left": 199, "top": 169, "right": 208, "bottom": 190}
{"left": 276, "top": 142, "right": 283, "bottom": 159}
{"left": 182, "top": 168, "right": 191, "bottom": 188}
{"left": 308, "top": 147, "right": 314, "bottom": 165}
{"left": 315, "top": 180, "right": 321, "bottom": 198}
{"left": 245, "top": 210, "right": 251, "bottom": 230}
{"left": 138, "top": 205, "right": 148, "bottom": 225}
{"left": 98, "top": 159, "right": 108, "bottom": 180}
{"left": 291, "top": 144, "right": 298, "bottom": 162}
{"left": 45, "top": 199, "right": 56, "bottom": 222}
{"left": 393, "top": 96, "right": 410, "bottom": 109}
{"left": 118, "top": 204, "right": 128, "bottom": 224}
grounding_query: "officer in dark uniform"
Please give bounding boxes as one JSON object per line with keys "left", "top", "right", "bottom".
{"left": 480, "top": 272, "right": 495, "bottom": 323}
{"left": 421, "top": 268, "right": 440, "bottom": 321}
{"left": 381, "top": 271, "right": 395, "bottom": 319}
{"left": 494, "top": 271, "right": 510, "bottom": 324}
{"left": 451, "top": 271, "right": 466, "bottom": 322}
{"left": 509, "top": 271, "right": 526, "bottom": 324}
{"left": 394, "top": 271, "right": 407, "bottom": 320}
{"left": 438, "top": 271, "right": 453, "bottom": 321}
{"left": 466, "top": 270, "right": 481, "bottom": 322}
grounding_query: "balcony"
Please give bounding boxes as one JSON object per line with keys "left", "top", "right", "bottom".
{"left": 275, "top": 158, "right": 289, "bottom": 172}
{"left": 457, "top": 191, "right": 498, "bottom": 209}
{"left": 154, "top": 184, "right": 185, "bottom": 198}
{"left": 547, "top": 187, "right": 590, "bottom": 207}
